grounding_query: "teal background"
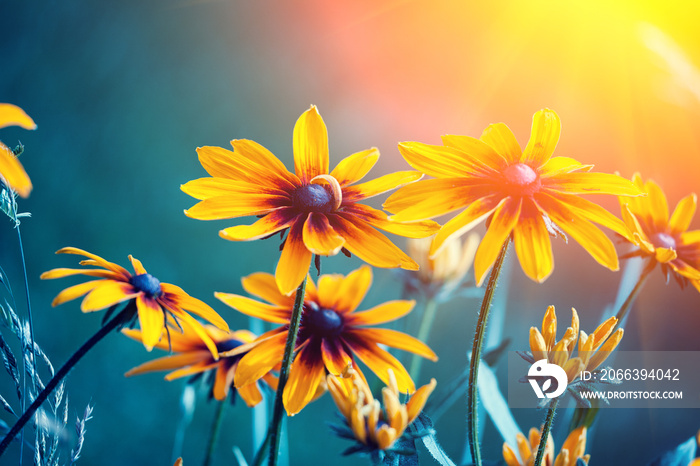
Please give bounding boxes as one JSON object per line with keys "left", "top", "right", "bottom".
{"left": 1, "top": 1, "right": 699, "bottom": 465}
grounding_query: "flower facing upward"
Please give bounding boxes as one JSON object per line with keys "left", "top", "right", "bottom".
{"left": 529, "top": 306, "right": 624, "bottom": 382}
{"left": 216, "top": 266, "right": 438, "bottom": 415}
{"left": 327, "top": 366, "right": 436, "bottom": 452}
{"left": 384, "top": 109, "right": 641, "bottom": 285}
{"left": 0, "top": 103, "right": 36, "bottom": 198}
{"left": 41, "top": 247, "right": 229, "bottom": 356}
{"left": 123, "top": 323, "right": 276, "bottom": 406}
{"left": 503, "top": 426, "right": 589, "bottom": 466}
{"left": 182, "top": 105, "right": 439, "bottom": 295}
{"left": 618, "top": 174, "right": 700, "bottom": 291}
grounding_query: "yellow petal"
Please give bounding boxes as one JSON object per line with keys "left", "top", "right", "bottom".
{"left": 329, "top": 148, "right": 379, "bottom": 186}
{"left": 441, "top": 133, "right": 506, "bottom": 170}
{"left": 670, "top": 193, "right": 697, "bottom": 235}
{"left": 0, "top": 143, "right": 32, "bottom": 198}
{"left": 430, "top": 195, "right": 502, "bottom": 257}
{"left": 241, "top": 272, "right": 294, "bottom": 307}
{"left": 357, "top": 328, "right": 437, "bottom": 361}
{"left": 347, "top": 300, "right": 414, "bottom": 326}
{"left": 512, "top": 203, "right": 554, "bottom": 283}
{"left": 334, "top": 265, "right": 373, "bottom": 313}
{"left": 293, "top": 105, "right": 328, "bottom": 184}
{"left": 81, "top": 281, "right": 138, "bottom": 312}
{"left": 521, "top": 108, "right": 561, "bottom": 167}
{"left": 478, "top": 122, "right": 521, "bottom": 163}
{"left": 398, "top": 141, "right": 488, "bottom": 178}
{"left": 587, "top": 329, "right": 624, "bottom": 371}
{"left": 0, "top": 104, "right": 37, "bottom": 130}
{"left": 215, "top": 293, "right": 290, "bottom": 324}
{"left": 343, "top": 170, "right": 423, "bottom": 202}
{"left": 275, "top": 220, "right": 313, "bottom": 295}
{"left": 302, "top": 212, "right": 344, "bottom": 255}
{"left": 283, "top": 345, "right": 326, "bottom": 415}
{"left": 474, "top": 197, "right": 522, "bottom": 286}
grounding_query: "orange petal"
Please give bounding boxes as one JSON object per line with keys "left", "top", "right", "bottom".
{"left": 512, "top": 203, "right": 554, "bottom": 283}
{"left": 330, "top": 148, "right": 379, "bottom": 186}
{"left": 0, "top": 143, "right": 32, "bottom": 198}
{"left": 0, "top": 104, "right": 37, "bottom": 130}
{"left": 241, "top": 272, "right": 294, "bottom": 307}
{"left": 529, "top": 327, "right": 548, "bottom": 361}
{"left": 502, "top": 443, "right": 521, "bottom": 466}
{"left": 181, "top": 177, "right": 289, "bottom": 201}
{"left": 442, "top": 133, "right": 507, "bottom": 170}
{"left": 55, "top": 247, "right": 130, "bottom": 277}
{"left": 40, "top": 268, "right": 117, "bottom": 280}
{"left": 215, "top": 293, "right": 291, "bottom": 324}
{"left": 238, "top": 381, "right": 264, "bottom": 407}
{"left": 213, "top": 364, "right": 235, "bottom": 401}
{"left": 219, "top": 208, "right": 297, "bottom": 241}
{"left": 235, "top": 332, "right": 287, "bottom": 387}
{"left": 283, "top": 345, "right": 326, "bottom": 415}
{"left": 128, "top": 255, "right": 148, "bottom": 275}
{"left": 644, "top": 179, "right": 670, "bottom": 230}
{"left": 343, "top": 204, "right": 439, "bottom": 239}
{"left": 398, "top": 141, "right": 491, "bottom": 178}
{"left": 406, "top": 378, "right": 437, "bottom": 424}
{"left": 474, "top": 197, "right": 522, "bottom": 286}
{"left": 478, "top": 122, "right": 521, "bottom": 164}
{"left": 125, "top": 352, "right": 209, "bottom": 377}
{"left": 356, "top": 328, "right": 437, "bottom": 361}
{"left": 539, "top": 156, "right": 593, "bottom": 177}
{"left": 521, "top": 108, "right": 560, "bottom": 167}
{"left": 334, "top": 265, "right": 373, "bottom": 313}
{"left": 136, "top": 295, "right": 166, "bottom": 350}
{"left": 162, "top": 284, "right": 229, "bottom": 331}
{"left": 293, "top": 105, "right": 328, "bottom": 183}
{"left": 49, "top": 280, "right": 103, "bottom": 307}
{"left": 275, "top": 219, "right": 313, "bottom": 295}
{"left": 165, "top": 360, "right": 219, "bottom": 380}
{"left": 302, "top": 212, "right": 345, "bottom": 255}
{"left": 122, "top": 326, "right": 200, "bottom": 353}
{"left": 549, "top": 191, "right": 630, "bottom": 238}
{"left": 343, "top": 170, "right": 423, "bottom": 202}
{"left": 346, "top": 300, "right": 414, "bottom": 325}
{"left": 184, "top": 193, "right": 289, "bottom": 220}
{"left": 230, "top": 139, "right": 300, "bottom": 187}
{"left": 346, "top": 336, "right": 415, "bottom": 394}
{"left": 81, "top": 281, "right": 138, "bottom": 312}
{"left": 196, "top": 145, "right": 297, "bottom": 189}
{"left": 670, "top": 193, "right": 697, "bottom": 235}
{"left": 546, "top": 172, "right": 641, "bottom": 196}
{"left": 330, "top": 215, "right": 418, "bottom": 270}
{"left": 321, "top": 339, "right": 352, "bottom": 376}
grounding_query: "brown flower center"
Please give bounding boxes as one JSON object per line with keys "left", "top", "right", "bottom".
{"left": 216, "top": 338, "right": 244, "bottom": 354}
{"left": 650, "top": 232, "right": 677, "bottom": 250}
{"left": 130, "top": 273, "right": 162, "bottom": 298}
{"left": 503, "top": 163, "right": 541, "bottom": 196}
{"left": 303, "top": 301, "right": 344, "bottom": 337}
{"left": 292, "top": 184, "right": 335, "bottom": 213}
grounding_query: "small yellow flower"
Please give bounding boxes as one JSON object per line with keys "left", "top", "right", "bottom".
{"left": 385, "top": 109, "right": 641, "bottom": 285}
{"left": 0, "top": 103, "right": 36, "bottom": 198}
{"left": 503, "top": 426, "right": 590, "bottom": 466}
{"left": 41, "top": 247, "right": 229, "bottom": 356}
{"left": 124, "top": 322, "right": 276, "bottom": 406}
{"left": 619, "top": 174, "right": 700, "bottom": 291}
{"left": 529, "top": 306, "right": 624, "bottom": 382}
{"left": 405, "top": 232, "right": 479, "bottom": 300}
{"left": 327, "top": 366, "right": 436, "bottom": 452}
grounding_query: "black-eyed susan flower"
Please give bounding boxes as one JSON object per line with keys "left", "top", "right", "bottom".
{"left": 41, "top": 247, "right": 229, "bottom": 356}
{"left": 216, "top": 265, "right": 437, "bottom": 415}
{"left": 618, "top": 174, "right": 700, "bottom": 290}
{"left": 327, "top": 366, "right": 436, "bottom": 453}
{"left": 0, "top": 103, "right": 36, "bottom": 198}
{"left": 384, "top": 109, "right": 641, "bottom": 285}
{"left": 528, "top": 306, "right": 623, "bottom": 383}
{"left": 403, "top": 232, "right": 479, "bottom": 301}
{"left": 503, "top": 426, "right": 589, "bottom": 466}
{"left": 123, "top": 322, "right": 276, "bottom": 406}
{"left": 182, "top": 105, "right": 440, "bottom": 295}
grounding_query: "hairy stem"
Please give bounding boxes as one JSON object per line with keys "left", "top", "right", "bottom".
{"left": 409, "top": 298, "right": 438, "bottom": 381}
{"left": 267, "top": 277, "right": 307, "bottom": 466}
{"left": 202, "top": 401, "right": 226, "bottom": 466}
{"left": 467, "top": 239, "right": 509, "bottom": 466}
{"left": 0, "top": 309, "right": 128, "bottom": 458}
{"left": 533, "top": 398, "right": 559, "bottom": 466}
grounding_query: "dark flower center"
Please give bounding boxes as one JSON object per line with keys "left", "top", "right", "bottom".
{"left": 292, "top": 184, "right": 335, "bottom": 213}
{"left": 503, "top": 163, "right": 541, "bottom": 196}
{"left": 216, "top": 338, "right": 244, "bottom": 354}
{"left": 650, "top": 232, "right": 677, "bottom": 250}
{"left": 303, "top": 301, "right": 344, "bottom": 337}
{"left": 130, "top": 273, "right": 162, "bottom": 298}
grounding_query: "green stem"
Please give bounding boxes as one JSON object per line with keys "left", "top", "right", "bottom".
{"left": 467, "top": 238, "right": 509, "bottom": 466}
{"left": 533, "top": 398, "right": 559, "bottom": 466}
{"left": 202, "top": 401, "right": 226, "bottom": 466}
{"left": 267, "top": 277, "right": 308, "bottom": 466}
{"left": 409, "top": 298, "right": 438, "bottom": 381}
{"left": 612, "top": 259, "right": 655, "bottom": 333}
{"left": 0, "top": 308, "right": 128, "bottom": 458}
{"left": 252, "top": 432, "right": 271, "bottom": 466}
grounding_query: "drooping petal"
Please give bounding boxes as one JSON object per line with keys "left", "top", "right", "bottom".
{"left": 165, "top": 309, "right": 220, "bottom": 359}
{"left": 184, "top": 193, "right": 289, "bottom": 220}
{"left": 669, "top": 193, "right": 697, "bottom": 235}
{"left": 343, "top": 171, "right": 423, "bottom": 202}
{"left": 441, "top": 133, "right": 506, "bottom": 170}
{"left": 293, "top": 105, "right": 328, "bottom": 183}
{"left": 474, "top": 197, "right": 522, "bottom": 286}
{"left": 342, "top": 204, "right": 439, "bottom": 239}
{"left": 241, "top": 272, "right": 294, "bottom": 307}
{"left": 356, "top": 328, "right": 437, "bottom": 361}
{"left": 219, "top": 208, "right": 298, "bottom": 241}
{"left": 512, "top": 202, "right": 554, "bottom": 283}
{"left": 346, "top": 300, "right": 414, "bottom": 325}
{"left": 55, "top": 247, "right": 131, "bottom": 277}
{"left": 164, "top": 361, "right": 220, "bottom": 380}
{"left": 275, "top": 218, "right": 313, "bottom": 295}
{"left": 213, "top": 364, "right": 236, "bottom": 401}
{"left": 283, "top": 344, "right": 326, "bottom": 415}
{"left": 398, "top": 141, "right": 489, "bottom": 178}
{"left": 50, "top": 280, "right": 104, "bottom": 307}
{"left": 0, "top": 104, "right": 37, "bottom": 130}
{"left": 124, "top": 352, "right": 209, "bottom": 377}
{"left": 238, "top": 381, "right": 264, "bottom": 407}
{"left": 215, "top": 293, "right": 291, "bottom": 324}
{"left": 521, "top": 108, "right": 561, "bottom": 167}
{"left": 0, "top": 143, "right": 32, "bottom": 198}
{"left": 302, "top": 212, "right": 345, "bottom": 255}
{"left": 122, "top": 327, "right": 199, "bottom": 353}
{"left": 136, "top": 295, "right": 166, "bottom": 350}
{"left": 161, "top": 284, "right": 229, "bottom": 331}
{"left": 81, "top": 281, "right": 138, "bottom": 312}
{"left": 235, "top": 331, "right": 287, "bottom": 387}
{"left": 330, "top": 148, "right": 379, "bottom": 186}
{"left": 345, "top": 335, "right": 415, "bottom": 394}
{"left": 321, "top": 339, "right": 352, "bottom": 376}
{"left": 330, "top": 215, "right": 418, "bottom": 270}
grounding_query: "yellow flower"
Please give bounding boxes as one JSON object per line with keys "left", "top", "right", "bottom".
{"left": 619, "top": 174, "right": 700, "bottom": 290}
{"left": 41, "top": 247, "right": 229, "bottom": 356}
{"left": 385, "top": 109, "right": 641, "bottom": 285}
{"left": 405, "top": 232, "right": 479, "bottom": 299}
{"left": 0, "top": 103, "right": 36, "bottom": 198}
{"left": 182, "top": 105, "right": 440, "bottom": 295}
{"left": 216, "top": 266, "right": 437, "bottom": 415}
{"left": 529, "top": 306, "right": 624, "bottom": 382}
{"left": 327, "top": 366, "right": 436, "bottom": 452}
{"left": 503, "top": 426, "right": 590, "bottom": 466}
{"left": 124, "top": 322, "right": 276, "bottom": 406}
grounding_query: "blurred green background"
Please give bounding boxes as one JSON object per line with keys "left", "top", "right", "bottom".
{"left": 2, "top": 1, "right": 699, "bottom": 465}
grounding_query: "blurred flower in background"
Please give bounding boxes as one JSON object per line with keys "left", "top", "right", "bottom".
{"left": 503, "top": 426, "right": 589, "bottom": 466}
{"left": 0, "top": 103, "right": 36, "bottom": 198}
